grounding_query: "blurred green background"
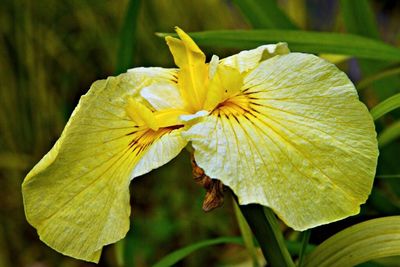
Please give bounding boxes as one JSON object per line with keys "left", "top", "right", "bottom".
{"left": 1, "top": 0, "right": 400, "bottom": 266}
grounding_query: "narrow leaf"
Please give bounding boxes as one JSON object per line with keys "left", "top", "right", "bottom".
{"left": 232, "top": 0, "right": 297, "bottom": 29}
{"left": 285, "top": 0, "right": 306, "bottom": 28}
{"left": 115, "top": 0, "right": 141, "bottom": 75}
{"left": 152, "top": 235, "right": 314, "bottom": 267}
{"left": 153, "top": 237, "right": 243, "bottom": 267}
{"left": 378, "top": 121, "right": 400, "bottom": 148}
{"left": 369, "top": 189, "right": 400, "bottom": 215}
{"left": 304, "top": 216, "right": 400, "bottom": 267}
{"left": 377, "top": 174, "right": 400, "bottom": 179}
{"left": 239, "top": 204, "right": 295, "bottom": 267}
{"left": 157, "top": 30, "right": 400, "bottom": 61}
{"left": 233, "top": 198, "right": 260, "bottom": 266}
{"left": 340, "top": 0, "right": 400, "bottom": 103}
{"left": 370, "top": 93, "right": 400, "bottom": 120}
{"left": 357, "top": 65, "right": 400, "bottom": 90}
{"left": 0, "top": 152, "right": 31, "bottom": 170}
{"left": 340, "top": 0, "right": 379, "bottom": 39}
{"left": 286, "top": 240, "right": 315, "bottom": 256}
{"left": 298, "top": 230, "right": 311, "bottom": 267}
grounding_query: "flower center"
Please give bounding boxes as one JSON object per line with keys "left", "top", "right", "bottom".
{"left": 127, "top": 126, "right": 181, "bottom": 156}
{"left": 125, "top": 97, "right": 189, "bottom": 131}
{"left": 213, "top": 93, "right": 250, "bottom": 117}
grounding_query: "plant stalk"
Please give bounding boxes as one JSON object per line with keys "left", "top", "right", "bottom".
{"left": 238, "top": 203, "right": 295, "bottom": 267}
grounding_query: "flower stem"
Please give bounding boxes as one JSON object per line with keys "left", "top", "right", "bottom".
{"left": 298, "top": 230, "right": 311, "bottom": 267}
{"left": 238, "top": 203, "right": 295, "bottom": 267}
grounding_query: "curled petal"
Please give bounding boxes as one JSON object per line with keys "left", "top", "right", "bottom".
{"left": 184, "top": 53, "right": 378, "bottom": 231}
{"left": 22, "top": 68, "right": 187, "bottom": 262}
{"left": 221, "top": 42, "right": 290, "bottom": 73}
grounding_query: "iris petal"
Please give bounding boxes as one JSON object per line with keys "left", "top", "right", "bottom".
{"left": 22, "top": 68, "right": 187, "bottom": 262}
{"left": 184, "top": 53, "right": 378, "bottom": 231}
{"left": 165, "top": 27, "right": 209, "bottom": 112}
{"left": 221, "top": 42, "right": 290, "bottom": 73}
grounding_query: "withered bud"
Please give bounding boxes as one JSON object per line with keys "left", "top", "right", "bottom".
{"left": 190, "top": 154, "right": 225, "bottom": 212}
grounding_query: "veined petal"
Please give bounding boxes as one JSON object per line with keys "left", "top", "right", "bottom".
{"left": 141, "top": 83, "right": 184, "bottom": 110}
{"left": 22, "top": 68, "right": 187, "bottom": 262}
{"left": 165, "top": 27, "right": 208, "bottom": 112}
{"left": 221, "top": 42, "right": 290, "bottom": 73}
{"left": 130, "top": 127, "right": 186, "bottom": 177}
{"left": 184, "top": 53, "right": 378, "bottom": 231}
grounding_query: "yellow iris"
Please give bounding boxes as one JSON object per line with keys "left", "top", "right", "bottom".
{"left": 22, "top": 27, "right": 379, "bottom": 263}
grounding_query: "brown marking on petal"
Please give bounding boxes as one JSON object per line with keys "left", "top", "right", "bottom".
{"left": 190, "top": 154, "right": 225, "bottom": 212}
{"left": 128, "top": 125, "right": 183, "bottom": 152}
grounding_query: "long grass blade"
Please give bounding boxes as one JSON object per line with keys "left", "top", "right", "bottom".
{"left": 239, "top": 204, "right": 295, "bottom": 267}
{"left": 157, "top": 30, "right": 400, "bottom": 61}
{"left": 153, "top": 237, "right": 243, "bottom": 267}
{"left": 115, "top": 0, "right": 141, "bottom": 75}
{"left": 370, "top": 93, "right": 400, "bottom": 120}
{"left": 377, "top": 174, "right": 400, "bottom": 179}
{"left": 340, "top": 0, "right": 400, "bottom": 101}
{"left": 304, "top": 216, "right": 400, "bottom": 267}
{"left": 232, "top": 0, "right": 297, "bottom": 29}
{"left": 298, "top": 230, "right": 311, "bottom": 267}
{"left": 357, "top": 65, "right": 400, "bottom": 90}
{"left": 233, "top": 198, "right": 260, "bottom": 266}
{"left": 340, "top": 0, "right": 379, "bottom": 39}
{"left": 378, "top": 121, "right": 400, "bottom": 148}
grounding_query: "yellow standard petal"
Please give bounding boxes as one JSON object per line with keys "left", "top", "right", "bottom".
{"left": 165, "top": 27, "right": 209, "bottom": 112}
{"left": 22, "top": 67, "right": 188, "bottom": 262}
{"left": 183, "top": 53, "right": 378, "bottom": 231}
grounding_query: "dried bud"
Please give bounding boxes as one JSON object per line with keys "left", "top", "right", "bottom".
{"left": 190, "top": 154, "right": 224, "bottom": 212}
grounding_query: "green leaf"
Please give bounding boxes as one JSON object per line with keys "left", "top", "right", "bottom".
{"left": 239, "top": 204, "right": 295, "bottom": 267}
{"left": 340, "top": 0, "right": 400, "bottom": 102}
{"left": 370, "top": 93, "right": 400, "bottom": 120}
{"left": 233, "top": 198, "right": 260, "bottom": 266}
{"left": 378, "top": 121, "right": 400, "bottom": 148}
{"left": 157, "top": 30, "right": 400, "bottom": 61}
{"left": 115, "top": 0, "right": 141, "bottom": 75}
{"left": 298, "top": 230, "right": 311, "bottom": 267}
{"left": 368, "top": 189, "right": 400, "bottom": 215}
{"left": 286, "top": 240, "right": 316, "bottom": 256}
{"left": 153, "top": 237, "right": 243, "bottom": 267}
{"left": 357, "top": 65, "right": 400, "bottom": 90}
{"left": 340, "top": 0, "right": 379, "bottom": 39}
{"left": 304, "top": 216, "right": 400, "bottom": 267}
{"left": 232, "top": 0, "right": 297, "bottom": 29}
{"left": 0, "top": 152, "right": 31, "bottom": 170}
{"left": 377, "top": 175, "right": 400, "bottom": 179}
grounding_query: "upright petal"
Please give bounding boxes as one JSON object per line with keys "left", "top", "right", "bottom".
{"left": 165, "top": 27, "right": 209, "bottom": 112}
{"left": 22, "top": 68, "right": 187, "bottom": 262}
{"left": 184, "top": 53, "right": 378, "bottom": 231}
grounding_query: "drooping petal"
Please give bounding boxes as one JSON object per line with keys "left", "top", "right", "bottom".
{"left": 22, "top": 68, "right": 187, "bottom": 262}
{"left": 184, "top": 53, "right": 378, "bottom": 231}
{"left": 165, "top": 27, "right": 209, "bottom": 112}
{"left": 221, "top": 42, "right": 290, "bottom": 73}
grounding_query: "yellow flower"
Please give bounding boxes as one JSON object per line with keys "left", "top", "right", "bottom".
{"left": 22, "top": 27, "right": 378, "bottom": 262}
